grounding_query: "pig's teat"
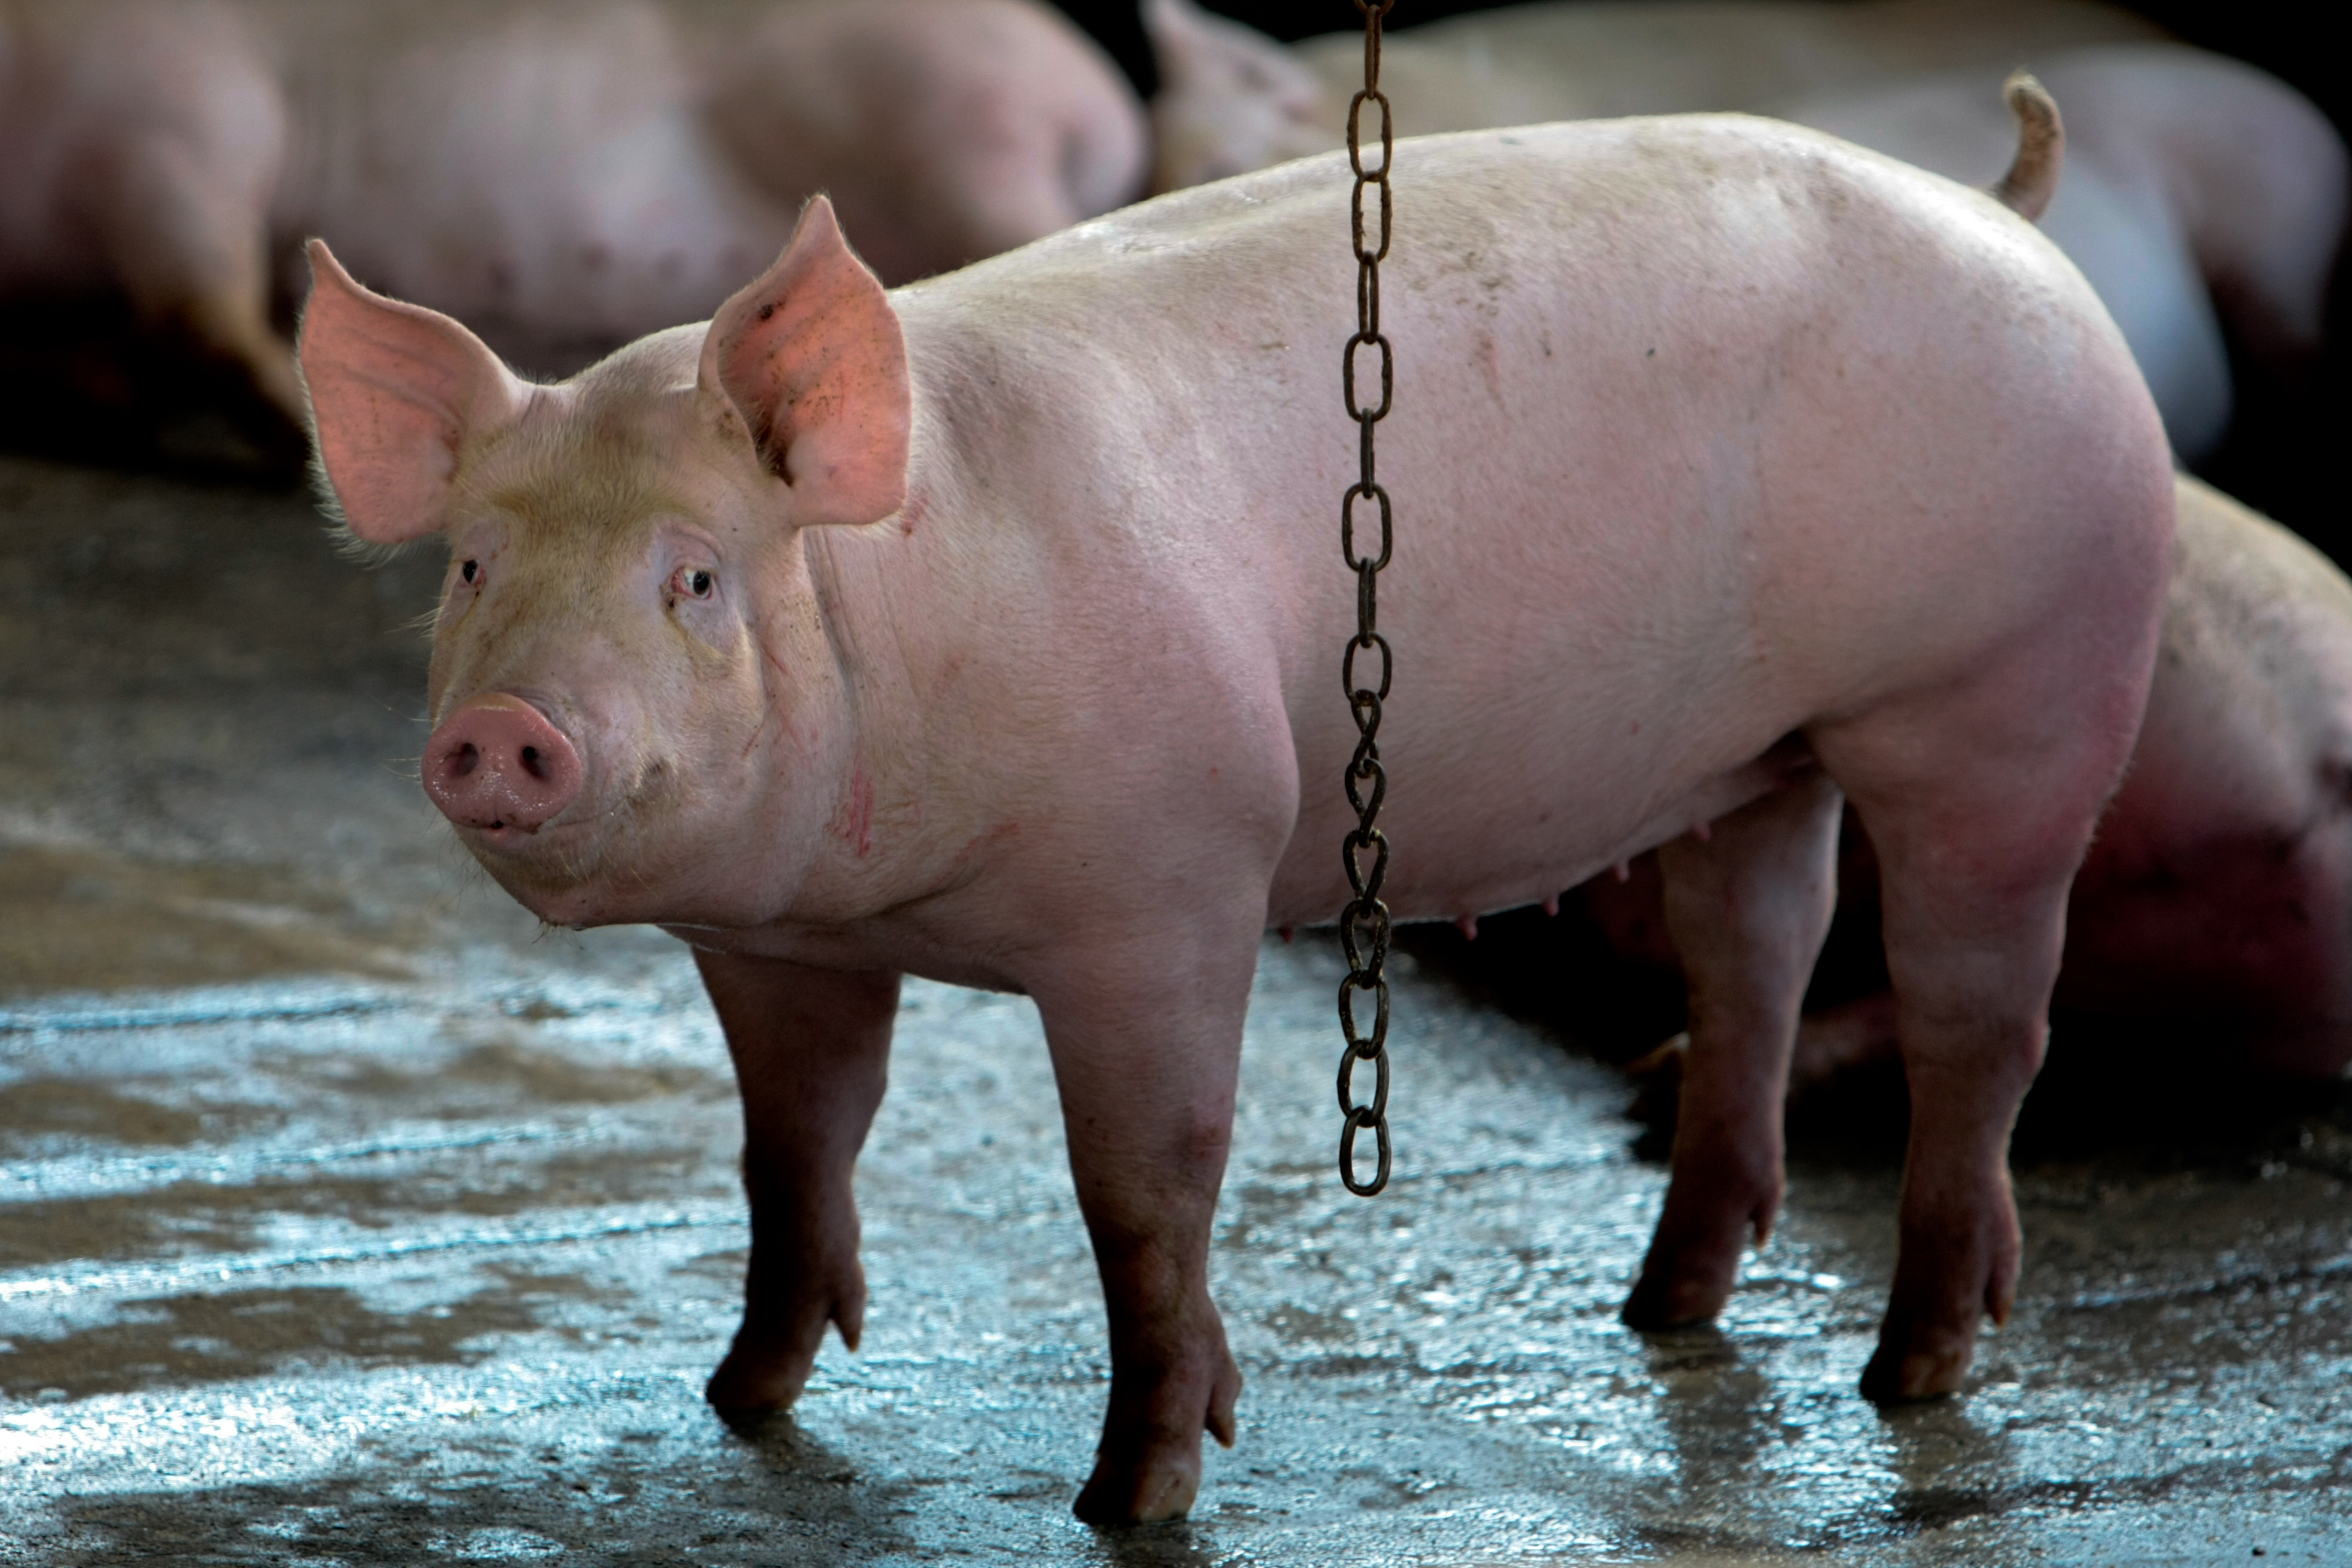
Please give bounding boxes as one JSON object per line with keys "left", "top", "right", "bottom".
{"left": 425, "top": 695, "right": 583, "bottom": 835}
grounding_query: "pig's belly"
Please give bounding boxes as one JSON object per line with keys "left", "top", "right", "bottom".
{"left": 299, "top": 137, "right": 789, "bottom": 362}
{"left": 281, "top": 16, "right": 794, "bottom": 362}
{"left": 1265, "top": 709, "right": 1818, "bottom": 931}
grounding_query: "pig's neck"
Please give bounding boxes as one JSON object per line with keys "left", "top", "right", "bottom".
{"left": 714, "top": 431, "right": 1027, "bottom": 984}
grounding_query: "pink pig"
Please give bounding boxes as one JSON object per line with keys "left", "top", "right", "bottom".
{"left": 0, "top": 0, "right": 1144, "bottom": 450}
{"left": 297, "top": 108, "right": 2171, "bottom": 1521}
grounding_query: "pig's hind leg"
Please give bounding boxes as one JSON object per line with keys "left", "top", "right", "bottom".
{"left": 693, "top": 952, "right": 897, "bottom": 1426}
{"left": 1811, "top": 627, "right": 2153, "bottom": 1402}
{"left": 1622, "top": 769, "right": 1845, "bottom": 1331}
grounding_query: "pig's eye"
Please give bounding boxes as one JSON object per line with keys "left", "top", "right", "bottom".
{"left": 459, "top": 559, "right": 480, "bottom": 585}
{"left": 673, "top": 566, "right": 716, "bottom": 599}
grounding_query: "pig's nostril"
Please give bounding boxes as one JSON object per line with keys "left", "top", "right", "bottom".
{"left": 520, "top": 744, "right": 545, "bottom": 780}
{"left": 449, "top": 742, "right": 482, "bottom": 778}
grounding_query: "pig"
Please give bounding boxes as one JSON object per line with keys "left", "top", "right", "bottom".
{"left": 1143, "top": 0, "right": 2158, "bottom": 191}
{"left": 1600, "top": 474, "right": 2352, "bottom": 1107}
{"left": 0, "top": 0, "right": 1146, "bottom": 462}
{"left": 296, "top": 103, "right": 2172, "bottom": 1520}
{"left": 1145, "top": 0, "right": 2346, "bottom": 463}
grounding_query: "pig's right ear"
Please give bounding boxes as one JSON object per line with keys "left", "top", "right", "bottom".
{"left": 298, "top": 240, "right": 526, "bottom": 546}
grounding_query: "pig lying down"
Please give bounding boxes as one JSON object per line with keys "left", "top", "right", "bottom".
{"left": 298, "top": 109, "right": 2171, "bottom": 1520}
{"left": 1601, "top": 475, "right": 2352, "bottom": 1109}
{"left": 0, "top": 0, "right": 1144, "bottom": 459}
{"left": 1146, "top": 0, "right": 2347, "bottom": 463}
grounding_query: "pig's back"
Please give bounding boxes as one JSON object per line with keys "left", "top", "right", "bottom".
{"left": 893, "top": 117, "right": 2165, "bottom": 922}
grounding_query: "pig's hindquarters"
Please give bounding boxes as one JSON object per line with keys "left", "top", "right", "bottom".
{"left": 1184, "top": 123, "right": 2163, "bottom": 1403}
{"left": 278, "top": 3, "right": 796, "bottom": 373}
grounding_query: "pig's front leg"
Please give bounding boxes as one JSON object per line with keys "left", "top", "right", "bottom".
{"left": 1622, "top": 771, "right": 1844, "bottom": 1330}
{"left": 693, "top": 950, "right": 897, "bottom": 1424}
{"left": 1028, "top": 923, "right": 1257, "bottom": 1525}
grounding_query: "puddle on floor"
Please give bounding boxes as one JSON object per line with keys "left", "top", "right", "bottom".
{"left": 0, "top": 841, "right": 417, "bottom": 996}
{"left": 307, "top": 1035, "right": 725, "bottom": 1112}
{"left": 0, "top": 1145, "right": 721, "bottom": 1270}
{"left": 0, "top": 1275, "right": 586, "bottom": 1401}
{"left": 0, "top": 1079, "right": 207, "bottom": 1148}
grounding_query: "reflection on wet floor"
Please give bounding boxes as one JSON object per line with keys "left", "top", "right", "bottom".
{"left": 4, "top": 450, "right": 2351, "bottom": 1564}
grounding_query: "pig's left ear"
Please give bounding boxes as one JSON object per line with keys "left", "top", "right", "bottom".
{"left": 701, "top": 198, "right": 910, "bottom": 528}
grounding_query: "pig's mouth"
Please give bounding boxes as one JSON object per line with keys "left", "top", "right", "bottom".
{"left": 454, "top": 761, "right": 690, "bottom": 924}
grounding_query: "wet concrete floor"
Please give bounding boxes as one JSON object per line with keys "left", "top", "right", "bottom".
{"left": 1, "top": 451, "right": 2348, "bottom": 1564}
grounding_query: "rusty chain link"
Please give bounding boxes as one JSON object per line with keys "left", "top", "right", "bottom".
{"left": 1336, "top": 0, "right": 1396, "bottom": 1198}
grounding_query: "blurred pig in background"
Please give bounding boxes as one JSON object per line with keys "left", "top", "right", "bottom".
{"left": 1145, "top": 0, "right": 2347, "bottom": 463}
{"left": 0, "top": 0, "right": 1146, "bottom": 471}
{"left": 1771, "top": 48, "right": 2344, "bottom": 462}
{"left": 1589, "top": 474, "right": 2352, "bottom": 1104}
{"left": 1143, "top": 0, "right": 2160, "bottom": 187}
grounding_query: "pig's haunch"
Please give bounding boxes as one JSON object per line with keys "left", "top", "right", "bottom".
{"left": 297, "top": 116, "right": 2174, "bottom": 1523}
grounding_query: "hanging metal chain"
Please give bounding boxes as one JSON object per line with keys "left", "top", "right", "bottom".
{"left": 1335, "top": 0, "right": 1396, "bottom": 1198}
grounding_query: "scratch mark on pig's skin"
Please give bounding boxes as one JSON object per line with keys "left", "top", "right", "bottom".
{"left": 947, "top": 821, "right": 1021, "bottom": 880}
{"left": 746, "top": 644, "right": 800, "bottom": 755}
{"left": 829, "top": 766, "right": 875, "bottom": 858}
{"left": 1477, "top": 333, "right": 1503, "bottom": 403}
{"left": 898, "top": 489, "right": 928, "bottom": 538}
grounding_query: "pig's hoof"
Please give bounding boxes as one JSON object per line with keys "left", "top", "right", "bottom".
{"left": 710, "top": 1402, "right": 794, "bottom": 1440}
{"left": 1620, "top": 1204, "right": 1751, "bottom": 1330}
{"left": 1619, "top": 1267, "right": 1728, "bottom": 1331}
{"left": 1072, "top": 1337, "right": 1240, "bottom": 1525}
{"left": 1859, "top": 1337, "right": 1973, "bottom": 1403}
{"left": 705, "top": 1348, "right": 813, "bottom": 1428}
{"left": 1073, "top": 1456, "right": 1201, "bottom": 1526}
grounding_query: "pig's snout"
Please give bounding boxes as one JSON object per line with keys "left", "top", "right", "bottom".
{"left": 424, "top": 696, "right": 583, "bottom": 834}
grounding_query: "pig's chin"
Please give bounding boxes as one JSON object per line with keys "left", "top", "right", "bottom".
{"left": 455, "top": 820, "right": 639, "bottom": 928}
{"left": 472, "top": 838, "right": 759, "bottom": 931}
{"left": 452, "top": 786, "right": 740, "bottom": 930}
{"left": 447, "top": 799, "right": 658, "bottom": 929}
